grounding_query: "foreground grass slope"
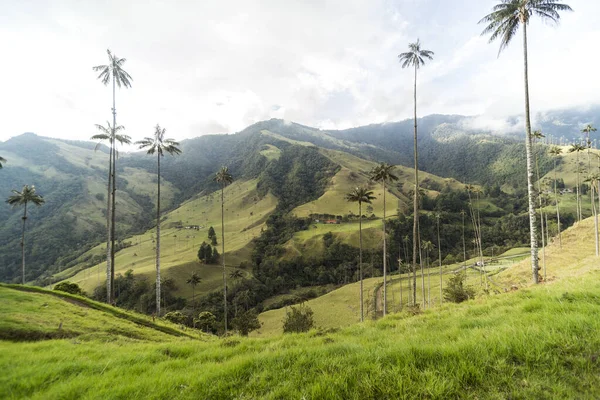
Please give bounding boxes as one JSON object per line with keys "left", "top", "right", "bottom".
{"left": 2, "top": 268, "right": 600, "bottom": 398}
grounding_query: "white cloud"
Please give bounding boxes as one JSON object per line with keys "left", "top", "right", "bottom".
{"left": 0, "top": 0, "right": 596, "bottom": 143}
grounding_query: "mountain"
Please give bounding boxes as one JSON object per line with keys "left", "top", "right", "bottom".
{"left": 0, "top": 108, "right": 595, "bottom": 288}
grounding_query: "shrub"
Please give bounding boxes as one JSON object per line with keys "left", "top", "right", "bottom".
{"left": 53, "top": 281, "right": 86, "bottom": 297}
{"left": 164, "top": 311, "right": 186, "bottom": 324}
{"left": 231, "top": 309, "right": 261, "bottom": 336}
{"left": 195, "top": 311, "right": 216, "bottom": 333}
{"left": 283, "top": 305, "right": 315, "bottom": 333}
{"left": 443, "top": 272, "right": 475, "bottom": 303}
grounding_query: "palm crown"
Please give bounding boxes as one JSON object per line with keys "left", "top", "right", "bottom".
{"left": 581, "top": 124, "right": 597, "bottom": 146}
{"left": 398, "top": 39, "right": 434, "bottom": 69}
{"left": 91, "top": 122, "right": 131, "bottom": 149}
{"left": 93, "top": 49, "right": 133, "bottom": 88}
{"left": 136, "top": 125, "right": 182, "bottom": 156}
{"left": 479, "top": 0, "right": 572, "bottom": 55}
{"left": 7, "top": 185, "right": 45, "bottom": 207}
{"left": 549, "top": 146, "right": 563, "bottom": 156}
{"left": 345, "top": 187, "right": 376, "bottom": 205}
{"left": 0, "top": 156, "right": 6, "bottom": 169}
{"left": 569, "top": 143, "right": 585, "bottom": 153}
{"left": 370, "top": 163, "right": 399, "bottom": 184}
{"left": 214, "top": 166, "right": 234, "bottom": 187}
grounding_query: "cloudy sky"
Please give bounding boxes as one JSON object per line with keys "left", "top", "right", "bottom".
{"left": 1, "top": 0, "right": 596, "bottom": 142}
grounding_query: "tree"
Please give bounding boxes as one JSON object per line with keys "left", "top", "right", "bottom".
{"left": 93, "top": 49, "right": 133, "bottom": 300}
{"left": 421, "top": 240, "right": 434, "bottom": 307}
{"left": 164, "top": 311, "right": 186, "bottom": 325}
{"left": 369, "top": 162, "right": 398, "bottom": 316}
{"left": 54, "top": 281, "right": 86, "bottom": 296}
{"left": 533, "top": 130, "right": 547, "bottom": 280}
{"left": 398, "top": 39, "right": 434, "bottom": 302}
{"left": 584, "top": 174, "right": 600, "bottom": 257}
{"left": 197, "top": 241, "right": 212, "bottom": 263}
{"left": 443, "top": 272, "right": 475, "bottom": 303}
{"left": 283, "top": 305, "right": 315, "bottom": 333}
{"left": 582, "top": 124, "right": 597, "bottom": 170}
{"left": 214, "top": 166, "right": 234, "bottom": 335}
{"left": 196, "top": 311, "right": 217, "bottom": 333}
{"left": 229, "top": 269, "right": 244, "bottom": 282}
{"left": 6, "top": 185, "right": 45, "bottom": 284}
{"left": 208, "top": 226, "right": 217, "bottom": 245}
{"left": 570, "top": 144, "right": 585, "bottom": 221}
{"left": 136, "top": 124, "right": 181, "bottom": 316}
{"left": 231, "top": 309, "right": 261, "bottom": 336}
{"left": 0, "top": 156, "right": 6, "bottom": 169}
{"left": 479, "top": 0, "right": 572, "bottom": 284}
{"left": 549, "top": 146, "right": 563, "bottom": 246}
{"left": 435, "top": 212, "right": 443, "bottom": 305}
{"left": 91, "top": 122, "right": 131, "bottom": 303}
{"left": 345, "top": 186, "right": 376, "bottom": 322}
{"left": 186, "top": 272, "right": 202, "bottom": 308}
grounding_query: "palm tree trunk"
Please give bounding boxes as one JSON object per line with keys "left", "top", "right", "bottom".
{"left": 106, "top": 146, "right": 113, "bottom": 303}
{"left": 20, "top": 202, "right": 27, "bottom": 285}
{"left": 438, "top": 217, "right": 442, "bottom": 305}
{"left": 535, "top": 156, "right": 546, "bottom": 280}
{"left": 359, "top": 202, "right": 363, "bottom": 322}
{"left": 382, "top": 180, "right": 387, "bottom": 316}
{"left": 553, "top": 158, "right": 561, "bottom": 247}
{"left": 593, "top": 183, "right": 599, "bottom": 256}
{"left": 110, "top": 74, "right": 117, "bottom": 302}
{"left": 576, "top": 153, "right": 581, "bottom": 221}
{"left": 156, "top": 153, "right": 161, "bottom": 316}
{"left": 398, "top": 252, "right": 403, "bottom": 311}
{"left": 411, "top": 63, "right": 419, "bottom": 307}
{"left": 221, "top": 186, "right": 228, "bottom": 335}
{"left": 418, "top": 227, "right": 425, "bottom": 308}
{"left": 462, "top": 211, "right": 466, "bottom": 264}
{"left": 522, "top": 23, "right": 539, "bottom": 284}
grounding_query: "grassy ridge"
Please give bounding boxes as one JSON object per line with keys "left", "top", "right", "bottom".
{"left": 2, "top": 270, "right": 600, "bottom": 398}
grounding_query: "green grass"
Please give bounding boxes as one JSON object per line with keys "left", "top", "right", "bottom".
{"left": 54, "top": 179, "right": 277, "bottom": 298}
{"left": 259, "top": 144, "right": 282, "bottom": 161}
{"left": 0, "top": 284, "right": 200, "bottom": 341}
{"left": 2, "top": 269, "right": 600, "bottom": 398}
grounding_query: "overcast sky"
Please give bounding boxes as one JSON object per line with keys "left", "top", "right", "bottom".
{"left": 1, "top": 0, "right": 596, "bottom": 143}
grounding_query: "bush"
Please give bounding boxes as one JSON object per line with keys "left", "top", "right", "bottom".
{"left": 283, "top": 305, "right": 315, "bottom": 333}
{"left": 53, "top": 281, "right": 86, "bottom": 296}
{"left": 195, "top": 311, "right": 217, "bottom": 333}
{"left": 164, "top": 311, "right": 186, "bottom": 324}
{"left": 231, "top": 309, "right": 261, "bottom": 336}
{"left": 443, "top": 272, "right": 475, "bottom": 303}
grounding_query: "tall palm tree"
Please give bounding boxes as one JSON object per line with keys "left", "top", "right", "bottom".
{"left": 460, "top": 209, "right": 467, "bottom": 265}
{"left": 186, "top": 272, "right": 202, "bottom": 309}
{"left": 136, "top": 125, "right": 181, "bottom": 316}
{"left": 345, "top": 186, "right": 376, "bottom": 322}
{"left": 584, "top": 174, "right": 600, "bottom": 256}
{"left": 398, "top": 39, "right": 434, "bottom": 305}
{"left": 421, "top": 240, "right": 434, "bottom": 307}
{"left": 533, "top": 130, "right": 546, "bottom": 279}
{"left": 93, "top": 49, "right": 133, "bottom": 300}
{"left": 549, "top": 146, "right": 563, "bottom": 246}
{"left": 6, "top": 185, "right": 45, "bottom": 284}
{"left": 369, "top": 163, "right": 398, "bottom": 316}
{"left": 229, "top": 269, "right": 244, "bottom": 282}
{"left": 479, "top": 0, "right": 572, "bottom": 284}
{"left": 435, "top": 212, "right": 443, "bottom": 304}
{"left": 582, "top": 124, "right": 597, "bottom": 171}
{"left": 91, "top": 122, "right": 131, "bottom": 303}
{"left": 570, "top": 144, "right": 585, "bottom": 221}
{"left": 0, "top": 156, "right": 6, "bottom": 169}
{"left": 214, "top": 166, "right": 234, "bottom": 334}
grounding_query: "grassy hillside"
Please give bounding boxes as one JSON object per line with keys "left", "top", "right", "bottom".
{"left": 0, "top": 284, "right": 199, "bottom": 342}
{"left": 53, "top": 179, "right": 277, "bottom": 298}
{"left": 2, "top": 235, "right": 600, "bottom": 398}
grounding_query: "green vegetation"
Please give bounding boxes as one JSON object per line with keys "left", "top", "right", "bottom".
{"left": 282, "top": 304, "right": 315, "bottom": 333}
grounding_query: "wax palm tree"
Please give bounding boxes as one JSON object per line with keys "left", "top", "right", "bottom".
{"left": 435, "top": 212, "right": 443, "bottom": 304}
{"left": 460, "top": 209, "right": 467, "bottom": 265}
{"left": 345, "top": 186, "right": 376, "bottom": 322}
{"left": 93, "top": 49, "right": 133, "bottom": 299}
{"left": 479, "top": 0, "right": 572, "bottom": 284}
{"left": 549, "top": 146, "right": 563, "bottom": 246}
{"left": 229, "top": 269, "right": 244, "bottom": 281}
{"left": 584, "top": 174, "right": 600, "bottom": 256}
{"left": 421, "top": 240, "right": 434, "bottom": 307}
{"left": 0, "top": 156, "right": 6, "bottom": 169}
{"left": 582, "top": 124, "right": 597, "bottom": 170}
{"left": 187, "top": 273, "right": 202, "bottom": 309}
{"left": 398, "top": 39, "right": 434, "bottom": 305}
{"left": 369, "top": 163, "right": 398, "bottom": 316}
{"left": 136, "top": 125, "right": 181, "bottom": 316}
{"left": 6, "top": 185, "right": 45, "bottom": 284}
{"left": 214, "top": 166, "right": 234, "bottom": 334}
{"left": 533, "top": 130, "right": 547, "bottom": 279}
{"left": 570, "top": 144, "right": 585, "bottom": 221}
{"left": 91, "top": 122, "right": 130, "bottom": 303}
